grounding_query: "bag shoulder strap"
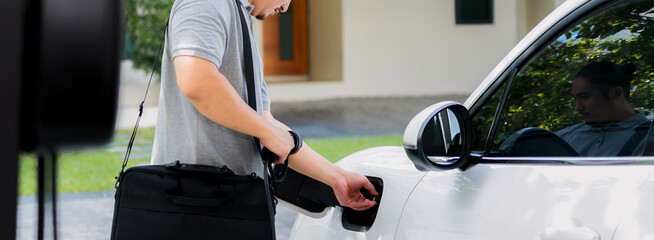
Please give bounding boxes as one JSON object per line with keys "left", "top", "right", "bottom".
{"left": 234, "top": 2, "right": 278, "bottom": 240}
{"left": 116, "top": 17, "right": 169, "bottom": 188}
{"left": 232, "top": 1, "right": 298, "bottom": 183}
{"left": 235, "top": 0, "right": 258, "bottom": 112}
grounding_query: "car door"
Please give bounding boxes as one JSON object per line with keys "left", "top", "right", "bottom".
{"left": 397, "top": 0, "right": 654, "bottom": 239}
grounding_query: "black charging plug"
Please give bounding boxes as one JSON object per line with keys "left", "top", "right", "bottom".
{"left": 359, "top": 187, "right": 379, "bottom": 203}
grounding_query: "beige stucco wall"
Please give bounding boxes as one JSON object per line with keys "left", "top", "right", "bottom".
{"left": 516, "top": 0, "right": 564, "bottom": 39}
{"left": 266, "top": 0, "right": 522, "bottom": 102}
{"left": 307, "top": 0, "right": 343, "bottom": 81}
{"left": 253, "top": 0, "right": 343, "bottom": 82}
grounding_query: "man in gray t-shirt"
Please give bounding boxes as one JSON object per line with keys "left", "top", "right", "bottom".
{"left": 557, "top": 61, "right": 651, "bottom": 156}
{"left": 151, "top": 0, "right": 378, "bottom": 211}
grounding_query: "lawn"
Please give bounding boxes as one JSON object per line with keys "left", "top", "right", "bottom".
{"left": 18, "top": 128, "right": 402, "bottom": 195}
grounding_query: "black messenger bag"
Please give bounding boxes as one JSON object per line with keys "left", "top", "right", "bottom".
{"left": 110, "top": 1, "right": 294, "bottom": 239}
{"left": 111, "top": 162, "right": 273, "bottom": 239}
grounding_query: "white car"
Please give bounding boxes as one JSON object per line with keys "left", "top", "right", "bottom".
{"left": 288, "top": 0, "right": 654, "bottom": 239}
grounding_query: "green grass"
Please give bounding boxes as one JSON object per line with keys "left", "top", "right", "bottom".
{"left": 18, "top": 128, "right": 402, "bottom": 195}
{"left": 18, "top": 128, "right": 156, "bottom": 196}
{"left": 305, "top": 135, "right": 403, "bottom": 162}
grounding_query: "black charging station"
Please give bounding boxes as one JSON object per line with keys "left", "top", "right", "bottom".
{"left": 0, "top": 1, "right": 24, "bottom": 239}
{"left": 20, "top": 0, "right": 122, "bottom": 152}
{"left": 1, "top": 0, "right": 122, "bottom": 239}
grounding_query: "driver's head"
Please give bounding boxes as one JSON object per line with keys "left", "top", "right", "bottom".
{"left": 571, "top": 61, "right": 636, "bottom": 124}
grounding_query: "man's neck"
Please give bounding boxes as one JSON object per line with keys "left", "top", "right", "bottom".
{"left": 612, "top": 103, "right": 637, "bottom": 122}
{"left": 587, "top": 110, "right": 636, "bottom": 125}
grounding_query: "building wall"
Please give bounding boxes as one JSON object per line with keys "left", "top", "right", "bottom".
{"left": 266, "top": 0, "right": 523, "bottom": 102}
{"left": 517, "top": 0, "right": 566, "bottom": 39}
{"left": 121, "top": 0, "right": 564, "bottom": 104}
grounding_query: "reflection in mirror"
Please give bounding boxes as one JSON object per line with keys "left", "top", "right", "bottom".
{"left": 422, "top": 109, "right": 463, "bottom": 160}
{"left": 404, "top": 101, "right": 471, "bottom": 171}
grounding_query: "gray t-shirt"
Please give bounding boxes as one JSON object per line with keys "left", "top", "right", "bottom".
{"left": 151, "top": 0, "right": 270, "bottom": 176}
{"left": 557, "top": 113, "right": 650, "bottom": 156}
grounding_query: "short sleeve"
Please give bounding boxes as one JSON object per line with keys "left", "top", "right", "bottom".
{"left": 261, "top": 79, "right": 271, "bottom": 110}
{"left": 169, "top": 0, "right": 231, "bottom": 67}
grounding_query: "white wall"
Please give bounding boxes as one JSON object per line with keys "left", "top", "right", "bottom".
{"left": 267, "top": 0, "right": 519, "bottom": 102}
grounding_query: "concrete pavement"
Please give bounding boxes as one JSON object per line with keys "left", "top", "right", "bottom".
{"left": 270, "top": 95, "right": 467, "bottom": 138}
{"left": 17, "top": 191, "right": 298, "bottom": 240}
{"left": 115, "top": 95, "right": 468, "bottom": 137}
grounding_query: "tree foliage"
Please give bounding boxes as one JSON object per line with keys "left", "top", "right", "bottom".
{"left": 124, "top": 0, "right": 174, "bottom": 76}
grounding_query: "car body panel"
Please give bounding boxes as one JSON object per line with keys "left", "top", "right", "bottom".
{"left": 396, "top": 164, "right": 654, "bottom": 239}
{"left": 290, "top": 147, "right": 426, "bottom": 239}
{"left": 291, "top": 154, "right": 654, "bottom": 240}
{"left": 289, "top": 0, "right": 654, "bottom": 239}
{"left": 612, "top": 171, "right": 654, "bottom": 239}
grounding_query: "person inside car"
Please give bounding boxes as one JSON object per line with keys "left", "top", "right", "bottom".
{"left": 557, "top": 61, "right": 651, "bottom": 156}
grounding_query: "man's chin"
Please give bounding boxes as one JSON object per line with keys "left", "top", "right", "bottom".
{"left": 255, "top": 14, "right": 267, "bottom": 20}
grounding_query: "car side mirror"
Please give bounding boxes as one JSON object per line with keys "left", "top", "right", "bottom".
{"left": 403, "top": 101, "right": 472, "bottom": 171}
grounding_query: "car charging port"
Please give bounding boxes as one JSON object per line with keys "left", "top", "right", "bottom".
{"left": 341, "top": 176, "right": 383, "bottom": 232}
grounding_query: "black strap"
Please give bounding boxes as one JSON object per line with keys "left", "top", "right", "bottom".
{"left": 234, "top": 1, "right": 277, "bottom": 240}
{"left": 231, "top": 1, "right": 301, "bottom": 180}
{"left": 618, "top": 121, "right": 652, "bottom": 156}
{"left": 116, "top": 18, "right": 169, "bottom": 188}
{"left": 235, "top": 2, "right": 257, "bottom": 112}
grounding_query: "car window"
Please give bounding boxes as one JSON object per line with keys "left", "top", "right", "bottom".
{"left": 488, "top": 0, "right": 654, "bottom": 157}
{"left": 471, "top": 80, "right": 508, "bottom": 153}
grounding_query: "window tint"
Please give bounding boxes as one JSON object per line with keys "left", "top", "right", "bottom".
{"left": 471, "top": 80, "right": 508, "bottom": 152}
{"left": 491, "top": 0, "right": 654, "bottom": 157}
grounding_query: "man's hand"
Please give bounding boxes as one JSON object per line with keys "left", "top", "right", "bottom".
{"left": 259, "top": 123, "right": 294, "bottom": 164}
{"left": 332, "top": 171, "right": 379, "bottom": 211}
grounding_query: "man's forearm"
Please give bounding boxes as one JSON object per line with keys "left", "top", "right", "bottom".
{"left": 264, "top": 112, "right": 378, "bottom": 210}
{"left": 287, "top": 143, "right": 345, "bottom": 188}
{"left": 263, "top": 111, "right": 345, "bottom": 187}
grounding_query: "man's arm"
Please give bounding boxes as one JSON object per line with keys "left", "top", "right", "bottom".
{"left": 173, "top": 56, "right": 293, "bottom": 161}
{"left": 264, "top": 111, "right": 378, "bottom": 211}
{"left": 174, "top": 55, "right": 376, "bottom": 210}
